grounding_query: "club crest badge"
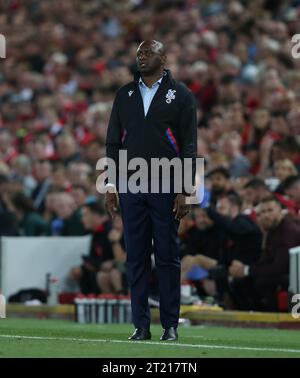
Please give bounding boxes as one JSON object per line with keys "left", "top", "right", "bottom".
{"left": 166, "top": 89, "right": 176, "bottom": 104}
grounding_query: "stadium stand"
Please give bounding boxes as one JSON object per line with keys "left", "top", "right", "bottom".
{"left": 0, "top": 0, "right": 300, "bottom": 312}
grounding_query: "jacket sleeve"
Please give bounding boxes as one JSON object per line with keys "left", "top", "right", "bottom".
{"left": 250, "top": 220, "right": 300, "bottom": 276}
{"left": 250, "top": 240, "right": 290, "bottom": 276}
{"left": 178, "top": 89, "right": 197, "bottom": 195}
{"left": 105, "top": 92, "right": 122, "bottom": 186}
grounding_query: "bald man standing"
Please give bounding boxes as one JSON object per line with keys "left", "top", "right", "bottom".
{"left": 105, "top": 40, "right": 197, "bottom": 341}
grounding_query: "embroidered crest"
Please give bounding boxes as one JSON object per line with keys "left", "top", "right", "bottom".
{"left": 128, "top": 90, "right": 134, "bottom": 97}
{"left": 166, "top": 89, "right": 176, "bottom": 104}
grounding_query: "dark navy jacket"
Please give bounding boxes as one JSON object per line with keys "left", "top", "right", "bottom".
{"left": 106, "top": 69, "right": 197, "bottom": 193}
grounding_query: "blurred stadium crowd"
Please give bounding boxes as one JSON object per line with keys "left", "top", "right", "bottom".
{"left": 1, "top": 0, "right": 300, "bottom": 311}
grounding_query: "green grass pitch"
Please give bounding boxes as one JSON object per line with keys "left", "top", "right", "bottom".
{"left": 0, "top": 318, "right": 300, "bottom": 358}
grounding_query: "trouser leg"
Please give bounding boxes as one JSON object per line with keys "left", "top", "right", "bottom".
{"left": 119, "top": 192, "right": 152, "bottom": 328}
{"left": 147, "top": 192, "right": 180, "bottom": 329}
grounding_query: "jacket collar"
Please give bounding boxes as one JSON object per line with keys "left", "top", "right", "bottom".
{"left": 134, "top": 69, "right": 174, "bottom": 86}
{"left": 138, "top": 76, "right": 163, "bottom": 88}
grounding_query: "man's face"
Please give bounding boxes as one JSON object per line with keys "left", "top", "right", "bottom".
{"left": 71, "top": 188, "right": 86, "bottom": 207}
{"left": 210, "top": 173, "right": 228, "bottom": 193}
{"left": 285, "top": 182, "right": 300, "bottom": 203}
{"left": 136, "top": 41, "right": 165, "bottom": 75}
{"left": 258, "top": 201, "right": 282, "bottom": 230}
{"left": 243, "top": 187, "right": 257, "bottom": 206}
{"left": 220, "top": 138, "right": 235, "bottom": 158}
{"left": 216, "top": 197, "right": 231, "bottom": 217}
{"left": 82, "top": 206, "right": 93, "bottom": 231}
{"left": 45, "top": 192, "right": 59, "bottom": 212}
{"left": 33, "top": 161, "right": 52, "bottom": 181}
{"left": 55, "top": 195, "right": 75, "bottom": 220}
{"left": 57, "top": 137, "right": 76, "bottom": 159}
{"left": 274, "top": 161, "right": 294, "bottom": 182}
{"left": 194, "top": 208, "right": 214, "bottom": 230}
{"left": 271, "top": 116, "right": 289, "bottom": 138}
{"left": 253, "top": 109, "right": 270, "bottom": 130}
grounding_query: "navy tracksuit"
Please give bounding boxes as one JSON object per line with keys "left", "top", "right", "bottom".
{"left": 106, "top": 69, "right": 197, "bottom": 329}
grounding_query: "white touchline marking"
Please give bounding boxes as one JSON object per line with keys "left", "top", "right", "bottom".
{"left": 0, "top": 334, "right": 300, "bottom": 354}
{"left": 185, "top": 336, "right": 219, "bottom": 341}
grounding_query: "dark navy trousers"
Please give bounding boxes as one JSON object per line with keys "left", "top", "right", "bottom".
{"left": 119, "top": 191, "right": 180, "bottom": 329}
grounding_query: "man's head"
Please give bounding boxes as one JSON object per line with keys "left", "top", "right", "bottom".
{"left": 257, "top": 196, "right": 284, "bottom": 230}
{"left": 11, "top": 192, "right": 34, "bottom": 217}
{"left": 218, "top": 131, "right": 242, "bottom": 159}
{"left": 33, "top": 160, "right": 52, "bottom": 182}
{"left": 193, "top": 207, "right": 214, "bottom": 230}
{"left": 136, "top": 40, "right": 166, "bottom": 76}
{"left": 54, "top": 192, "right": 76, "bottom": 220}
{"left": 270, "top": 111, "right": 289, "bottom": 137}
{"left": 71, "top": 185, "right": 88, "bottom": 207}
{"left": 243, "top": 178, "right": 271, "bottom": 206}
{"left": 216, "top": 194, "right": 242, "bottom": 219}
{"left": 282, "top": 175, "right": 300, "bottom": 204}
{"left": 0, "top": 174, "right": 10, "bottom": 194}
{"left": 207, "top": 167, "right": 230, "bottom": 195}
{"left": 67, "top": 161, "right": 92, "bottom": 186}
{"left": 82, "top": 199, "right": 106, "bottom": 231}
{"left": 273, "top": 159, "right": 297, "bottom": 182}
{"left": 56, "top": 133, "right": 77, "bottom": 160}
{"left": 252, "top": 108, "right": 270, "bottom": 130}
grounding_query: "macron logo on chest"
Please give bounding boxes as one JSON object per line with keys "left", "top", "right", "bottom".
{"left": 128, "top": 90, "right": 134, "bottom": 97}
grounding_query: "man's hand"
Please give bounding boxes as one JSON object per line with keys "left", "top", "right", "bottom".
{"left": 105, "top": 192, "right": 118, "bottom": 220}
{"left": 173, "top": 193, "right": 190, "bottom": 221}
{"left": 229, "top": 260, "right": 245, "bottom": 278}
{"left": 83, "top": 260, "right": 95, "bottom": 272}
{"left": 181, "top": 255, "right": 196, "bottom": 271}
{"left": 101, "top": 260, "right": 115, "bottom": 272}
{"left": 108, "top": 228, "right": 122, "bottom": 243}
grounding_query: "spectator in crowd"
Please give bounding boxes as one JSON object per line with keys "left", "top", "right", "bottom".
{"left": 51, "top": 163, "right": 71, "bottom": 191}
{"left": 282, "top": 175, "right": 300, "bottom": 209}
{"left": 69, "top": 199, "right": 124, "bottom": 295}
{"left": 0, "top": 130, "right": 17, "bottom": 164}
{"left": 246, "top": 108, "right": 271, "bottom": 148}
{"left": 181, "top": 194, "right": 262, "bottom": 307}
{"left": 43, "top": 187, "right": 62, "bottom": 223}
{"left": 10, "top": 192, "right": 49, "bottom": 236}
{"left": 218, "top": 131, "right": 250, "bottom": 178}
{"left": 55, "top": 133, "right": 81, "bottom": 165}
{"left": 83, "top": 140, "right": 104, "bottom": 167}
{"left": 180, "top": 207, "right": 224, "bottom": 261}
{"left": 274, "top": 159, "right": 298, "bottom": 184}
{"left": 50, "top": 192, "right": 85, "bottom": 236}
{"left": 67, "top": 162, "right": 92, "bottom": 188}
{"left": 70, "top": 184, "right": 90, "bottom": 208}
{"left": 31, "top": 160, "right": 53, "bottom": 213}
{"left": 180, "top": 207, "right": 224, "bottom": 279}
{"left": 207, "top": 194, "right": 262, "bottom": 266}
{"left": 242, "top": 178, "right": 271, "bottom": 208}
{"left": 180, "top": 206, "right": 225, "bottom": 297}
{"left": 206, "top": 167, "right": 234, "bottom": 205}
{"left": 106, "top": 212, "right": 127, "bottom": 294}
{"left": 0, "top": 175, "right": 19, "bottom": 236}
{"left": 10, "top": 155, "right": 37, "bottom": 196}
{"left": 273, "top": 159, "right": 298, "bottom": 194}
{"left": 0, "top": 0, "right": 300, "bottom": 310}
{"left": 229, "top": 196, "right": 300, "bottom": 311}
